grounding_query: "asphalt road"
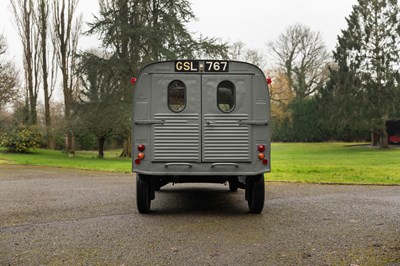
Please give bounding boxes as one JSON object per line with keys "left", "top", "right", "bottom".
{"left": 0, "top": 165, "right": 399, "bottom": 265}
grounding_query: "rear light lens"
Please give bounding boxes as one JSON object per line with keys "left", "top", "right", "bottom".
{"left": 138, "top": 144, "right": 145, "bottom": 152}
{"left": 257, "top": 144, "right": 267, "bottom": 163}
{"left": 135, "top": 144, "right": 146, "bottom": 165}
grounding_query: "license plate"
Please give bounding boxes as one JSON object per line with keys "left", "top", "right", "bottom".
{"left": 174, "top": 60, "right": 229, "bottom": 72}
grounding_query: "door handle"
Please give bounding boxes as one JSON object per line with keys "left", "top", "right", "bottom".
{"left": 206, "top": 120, "right": 241, "bottom": 126}
{"left": 165, "top": 163, "right": 193, "bottom": 168}
{"left": 211, "top": 163, "right": 239, "bottom": 168}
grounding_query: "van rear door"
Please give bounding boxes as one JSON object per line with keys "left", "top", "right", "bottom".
{"left": 150, "top": 74, "right": 201, "bottom": 162}
{"left": 149, "top": 72, "right": 253, "bottom": 163}
{"left": 202, "top": 74, "right": 252, "bottom": 162}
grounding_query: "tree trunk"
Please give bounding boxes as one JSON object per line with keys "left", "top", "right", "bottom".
{"left": 52, "top": 0, "right": 80, "bottom": 156}
{"left": 29, "top": 96, "right": 37, "bottom": 125}
{"left": 46, "top": 127, "right": 55, "bottom": 149}
{"left": 65, "top": 129, "right": 75, "bottom": 156}
{"left": 40, "top": 0, "right": 54, "bottom": 148}
{"left": 24, "top": 0, "right": 37, "bottom": 125}
{"left": 371, "top": 131, "right": 380, "bottom": 146}
{"left": 98, "top": 136, "right": 106, "bottom": 159}
{"left": 380, "top": 128, "right": 389, "bottom": 149}
{"left": 120, "top": 135, "right": 131, "bottom": 158}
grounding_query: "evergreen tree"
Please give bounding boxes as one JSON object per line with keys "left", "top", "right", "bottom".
{"left": 320, "top": 0, "right": 400, "bottom": 147}
{"left": 75, "top": 51, "right": 123, "bottom": 158}
{"left": 87, "top": 0, "right": 228, "bottom": 157}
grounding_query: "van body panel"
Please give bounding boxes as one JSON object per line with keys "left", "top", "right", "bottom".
{"left": 132, "top": 60, "right": 270, "bottom": 177}
{"left": 202, "top": 74, "right": 252, "bottom": 162}
{"left": 150, "top": 74, "right": 201, "bottom": 162}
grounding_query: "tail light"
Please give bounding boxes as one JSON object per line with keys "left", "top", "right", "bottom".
{"left": 135, "top": 144, "right": 146, "bottom": 165}
{"left": 138, "top": 144, "right": 145, "bottom": 152}
{"left": 257, "top": 144, "right": 268, "bottom": 165}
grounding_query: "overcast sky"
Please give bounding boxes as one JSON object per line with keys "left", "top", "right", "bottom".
{"left": 0, "top": 0, "right": 358, "bottom": 65}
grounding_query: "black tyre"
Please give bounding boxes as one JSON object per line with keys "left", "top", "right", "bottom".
{"left": 246, "top": 174, "right": 265, "bottom": 214}
{"left": 228, "top": 176, "right": 239, "bottom": 192}
{"left": 136, "top": 174, "right": 152, "bottom": 213}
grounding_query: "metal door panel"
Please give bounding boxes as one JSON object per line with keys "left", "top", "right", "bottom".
{"left": 150, "top": 74, "right": 201, "bottom": 162}
{"left": 202, "top": 75, "right": 252, "bottom": 162}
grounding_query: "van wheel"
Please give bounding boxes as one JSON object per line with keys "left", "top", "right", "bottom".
{"left": 136, "top": 174, "right": 153, "bottom": 213}
{"left": 228, "top": 176, "right": 239, "bottom": 192}
{"left": 246, "top": 174, "right": 265, "bottom": 214}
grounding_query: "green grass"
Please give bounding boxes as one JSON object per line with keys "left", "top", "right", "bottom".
{"left": 267, "top": 143, "right": 400, "bottom": 185}
{"left": 1, "top": 143, "right": 400, "bottom": 185}
{"left": 0, "top": 149, "right": 131, "bottom": 172}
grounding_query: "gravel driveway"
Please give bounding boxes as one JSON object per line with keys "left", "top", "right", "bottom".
{"left": 0, "top": 165, "right": 399, "bottom": 265}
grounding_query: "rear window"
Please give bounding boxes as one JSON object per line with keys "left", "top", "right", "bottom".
{"left": 217, "top": 81, "right": 235, "bottom": 113}
{"left": 168, "top": 80, "right": 186, "bottom": 112}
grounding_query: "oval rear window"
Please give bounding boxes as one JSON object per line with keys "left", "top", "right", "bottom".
{"left": 217, "top": 81, "right": 235, "bottom": 113}
{"left": 168, "top": 80, "right": 186, "bottom": 113}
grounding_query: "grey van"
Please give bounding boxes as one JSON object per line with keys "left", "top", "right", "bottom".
{"left": 132, "top": 60, "right": 270, "bottom": 213}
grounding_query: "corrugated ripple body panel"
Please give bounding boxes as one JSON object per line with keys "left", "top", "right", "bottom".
{"left": 153, "top": 113, "right": 200, "bottom": 161}
{"left": 203, "top": 114, "right": 250, "bottom": 162}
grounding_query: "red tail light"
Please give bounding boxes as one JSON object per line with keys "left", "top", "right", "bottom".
{"left": 258, "top": 145, "right": 265, "bottom": 152}
{"left": 135, "top": 144, "right": 145, "bottom": 165}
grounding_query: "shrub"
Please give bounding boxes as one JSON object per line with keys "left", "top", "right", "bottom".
{"left": 0, "top": 126, "right": 42, "bottom": 153}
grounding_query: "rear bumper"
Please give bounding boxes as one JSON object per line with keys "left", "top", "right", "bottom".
{"left": 133, "top": 162, "right": 270, "bottom": 176}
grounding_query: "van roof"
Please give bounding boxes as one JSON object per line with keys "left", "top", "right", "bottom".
{"left": 136, "top": 60, "right": 266, "bottom": 78}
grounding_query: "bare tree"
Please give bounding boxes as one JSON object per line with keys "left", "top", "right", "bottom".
{"left": 35, "top": 0, "right": 57, "bottom": 148}
{"left": 229, "top": 41, "right": 266, "bottom": 69}
{"left": 11, "top": 0, "right": 40, "bottom": 124}
{"left": 267, "top": 24, "right": 330, "bottom": 100}
{"left": 52, "top": 0, "right": 82, "bottom": 155}
{"left": 0, "top": 34, "right": 19, "bottom": 112}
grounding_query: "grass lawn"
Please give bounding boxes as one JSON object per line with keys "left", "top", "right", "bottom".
{"left": 267, "top": 143, "right": 400, "bottom": 185}
{"left": 0, "top": 149, "right": 131, "bottom": 173}
{"left": 1, "top": 143, "right": 399, "bottom": 185}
